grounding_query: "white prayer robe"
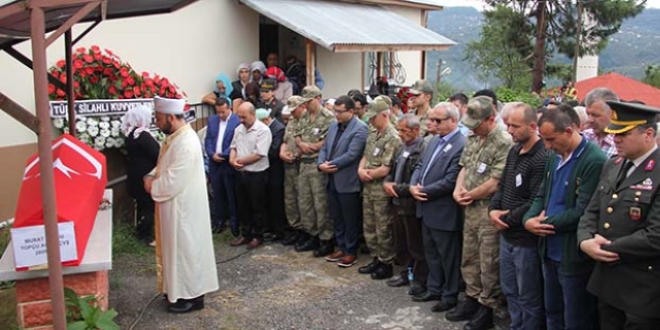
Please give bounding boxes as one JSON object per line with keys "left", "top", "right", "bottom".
{"left": 150, "top": 126, "right": 218, "bottom": 303}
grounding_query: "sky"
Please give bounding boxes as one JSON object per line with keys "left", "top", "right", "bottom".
{"left": 434, "top": 0, "right": 660, "bottom": 10}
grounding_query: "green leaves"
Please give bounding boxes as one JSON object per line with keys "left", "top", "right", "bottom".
{"left": 63, "top": 287, "right": 119, "bottom": 330}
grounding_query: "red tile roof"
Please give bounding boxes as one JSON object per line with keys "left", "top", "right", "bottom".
{"left": 576, "top": 72, "right": 660, "bottom": 108}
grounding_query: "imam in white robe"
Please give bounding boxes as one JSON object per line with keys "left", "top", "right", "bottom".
{"left": 150, "top": 125, "right": 219, "bottom": 303}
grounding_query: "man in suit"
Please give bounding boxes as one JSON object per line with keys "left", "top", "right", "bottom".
{"left": 204, "top": 97, "right": 240, "bottom": 236}
{"left": 256, "top": 108, "right": 287, "bottom": 242}
{"left": 578, "top": 101, "right": 660, "bottom": 330}
{"left": 318, "top": 95, "right": 368, "bottom": 267}
{"left": 409, "top": 102, "right": 467, "bottom": 313}
{"left": 383, "top": 113, "right": 427, "bottom": 294}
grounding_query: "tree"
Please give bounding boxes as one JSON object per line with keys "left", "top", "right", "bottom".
{"left": 464, "top": 6, "right": 534, "bottom": 90}
{"left": 486, "top": 0, "right": 646, "bottom": 93}
{"left": 644, "top": 65, "right": 660, "bottom": 89}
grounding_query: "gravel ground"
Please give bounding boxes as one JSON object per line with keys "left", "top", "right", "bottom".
{"left": 110, "top": 237, "right": 483, "bottom": 330}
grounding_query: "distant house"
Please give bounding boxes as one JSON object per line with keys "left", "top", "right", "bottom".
{"left": 576, "top": 72, "right": 660, "bottom": 108}
{"left": 0, "top": 0, "right": 454, "bottom": 220}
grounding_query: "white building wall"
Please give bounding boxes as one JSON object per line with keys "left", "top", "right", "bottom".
{"left": 385, "top": 5, "right": 424, "bottom": 86}
{"left": 316, "top": 47, "right": 362, "bottom": 99}
{"left": 0, "top": 0, "right": 259, "bottom": 148}
{"left": 576, "top": 55, "right": 599, "bottom": 82}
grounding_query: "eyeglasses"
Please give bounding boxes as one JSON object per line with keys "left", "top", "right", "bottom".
{"left": 429, "top": 117, "right": 450, "bottom": 124}
{"left": 334, "top": 108, "right": 350, "bottom": 114}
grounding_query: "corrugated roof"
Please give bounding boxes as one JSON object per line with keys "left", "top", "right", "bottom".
{"left": 0, "top": 0, "right": 197, "bottom": 48}
{"left": 240, "top": 0, "right": 455, "bottom": 52}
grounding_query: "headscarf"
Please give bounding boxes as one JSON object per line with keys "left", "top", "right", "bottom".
{"left": 121, "top": 105, "right": 153, "bottom": 139}
{"left": 250, "top": 61, "right": 266, "bottom": 79}
{"left": 265, "top": 66, "right": 287, "bottom": 83}
{"left": 214, "top": 73, "right": 233, "bottom": 105}
{"left": 237, "top": 63, "right": 250, "bottom": 79}
{"left": 237, "top": 63, "right": 250, "bottom": 99}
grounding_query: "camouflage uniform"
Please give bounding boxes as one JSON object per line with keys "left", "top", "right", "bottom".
{"left": 412, "top": 109, "right": 429, "bottom": 138}
{"left": 294, "top": 107, "right": 336, "bottom": 240}
{"left": 283, "top": 117, "right": 301, "bottom": 230}
{"left": 362, "top": 124, "right": 402, "bottom": 264}
{"left": 459, "top": 125, "right": 513, "bottom": 309}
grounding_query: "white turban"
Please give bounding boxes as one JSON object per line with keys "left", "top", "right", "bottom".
{"left": 154, "top": 96, "right": 185, "bottom": 115}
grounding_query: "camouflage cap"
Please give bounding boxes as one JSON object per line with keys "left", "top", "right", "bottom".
{"left": 409, "top": 79, "right": 434, "bottom": 95}
{"left": 301, "top": 85, "right": 322, "bottom": 101}
{"left": 362, "top": 98, "right": 390, "bottom": 121}
{"left": 462, "top": 95, "right": 495, "bottom": 129}
{"left": 374, "top": 95, "right": 392, "bottom": 106}
{"left": 287, "top": 95, "right": 306, "bottom": 109}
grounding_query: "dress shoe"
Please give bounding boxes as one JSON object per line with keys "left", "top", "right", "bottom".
{"left": 412, "top": 291, "right": 442, "bottom": 302}
{"left": 358, "top": 258, "right": 380, "bottom": 274}
{"left": 167, "top": 296, "right": 204, "bottom": 314}
{"left": 464, "top": 305, "right": 493, "bottom": 330}
{"left": 325, "top": 251, "right": 345, "bottom": 262}
{"left": 370, "top": 263, "right": 393, "bottom": 280}
{"left": 386, "top": 275, "right": 410, "bottom": 287}
{"left": 313, "top": 241, "right": 334, "bottom": 257}
{"left": 337, "top": 255, "right": 358, "bottom": 268}
{"left": 408, "top": 281, "right": 426, "bottom": 296}
{"left": 446, "top": 296, "right": 480, "bottom": 322}
{"left": 293, "top": 232, "right": 309, "bottom": 249}
{"left": 281, "top": 231, "right": 300, "bottom": 246}
{"left": 432, "top": 300, "right": 457, "bottom": 313}
{"left": 295, "top": 236, "right": 319, "bottom": 252}
{"left": 263, "top": 232, "right": 284, "bottom": 243}
{"left": 229, "top": 236, "right": 250, "bottom": 246}
{"left": 246, "top": 238, "right": 263, "bottom": 249}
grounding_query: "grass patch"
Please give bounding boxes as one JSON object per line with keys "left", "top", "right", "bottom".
{"left": 213, "top": 230, "right": 236, "bottom": 244}
{"left": 112, "top": 222, "right": 150, "bottom": 256}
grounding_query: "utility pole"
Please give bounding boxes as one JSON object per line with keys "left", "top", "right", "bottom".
{"left": 573, "top": 0, "right": 583, "bottom": 83}
{"left": 435, "top": 58, "right": 442, "bottom": 89}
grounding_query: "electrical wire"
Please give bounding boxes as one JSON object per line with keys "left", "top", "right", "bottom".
{"left": 126, "top": 249, "right": 253, "bottom": 329}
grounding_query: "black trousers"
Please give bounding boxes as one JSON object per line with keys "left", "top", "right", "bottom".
{"left": 392, "top": 207, "right": 428, "bottom": 283}
{"left": 267, "top": 162, "right": 287, "bottom": 233}
{"left": 328, "top": 180, "right": 361, "bottom": 255}
{"left": 236, "top": 170, "right": 269, "bottom": 240}
{"left": 422, "top": 223, "right": 462, "bottom": 304}
{"left": 135, "top": 194, "right": 155, "bottom": 242}
{"left": 599, "top": 300, "right": 660, "bottom": 330}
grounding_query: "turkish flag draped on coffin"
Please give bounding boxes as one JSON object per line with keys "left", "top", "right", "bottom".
{"left": 13, "top": 134, "right": 107, "bottom": 269}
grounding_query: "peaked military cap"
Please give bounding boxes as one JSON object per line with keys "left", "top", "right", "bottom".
{"left": 605, "top": 100, "right": 660, "bottom": 134}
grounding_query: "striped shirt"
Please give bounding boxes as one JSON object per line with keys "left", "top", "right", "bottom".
{"left": 489, "top": 139, "right": 548, "bottom": 246}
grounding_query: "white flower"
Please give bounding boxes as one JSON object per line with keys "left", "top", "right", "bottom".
{"left": 110, "top": 120, "right": 121, "bottom": 128}
{"left": 86, "top": 117, "right": 98, "bottom": 127}
{"left": 100, "top": 128, "right": 111, "bottom": 138}
{"left": 114, "top": 137, "right": 125, "bottom": 148}
{"left": 111, "top": 128, "right": 120, "bottom": 138}
{"left": 99, "top": 121, "right": 110, "bottom": 130}
{"left": 94, "top": 137, "right": 106, "bottom": 149}
{"left": 78, "top": 132, "right": 90, "bottom": 144}
{"left": 100, "top": 116, "right": 111, "bottom": 122}
{"left": 76, "top": 121, "right": 87, "bottom": 133}
{"left": 53, "top": 118, "right": 65, "bottom": 129}
{"left": 106, "top": 137, "right": 115, "bottom": 148}
{"left": 87, "top": 125, "right": 99, "bottom": 137}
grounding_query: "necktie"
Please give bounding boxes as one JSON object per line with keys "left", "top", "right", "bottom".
{"left": 421, "top": 139, "right": 444, "bottom": 182}
{"left": 616, "top": 161, "right": 634, "bottom": 188}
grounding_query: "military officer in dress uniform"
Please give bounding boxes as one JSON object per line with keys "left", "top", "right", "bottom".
{"left": 257, "top": 78, "right": 285, "bottom": 123}
{"left": 578, "top": 100, "right": 660, "bottom": 330}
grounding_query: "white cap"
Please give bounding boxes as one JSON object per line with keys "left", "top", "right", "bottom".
{"left": 153, "top": 96, "right": 186, "bottom": 115}
{"left": 281, "top": 105, "right": 291, "bottom": 116}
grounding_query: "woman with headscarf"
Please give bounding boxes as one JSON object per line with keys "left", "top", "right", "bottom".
{"left": 244, "top": 81, "right": 262, "bottom": 105}
{"left": 121, "top": 105, "right": 161, "bottom": 245}
{"left": 265, "top": 66, "right": 293, "bottom": 103}
{"left": 250, "top": 61, "right": 266, "bottom": 85}
{"left": 230, "top": 63, "right": 251, "bottom": 112}
{"left": 202, "top": 73, "right": 234, "bottom": 106}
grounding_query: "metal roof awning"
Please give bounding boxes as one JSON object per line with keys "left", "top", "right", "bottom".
{"left": 0, "top": 0, "right": 196, "bottom": 48}
{"left": 239, "top": 0, "right": 456, "bottom": 52}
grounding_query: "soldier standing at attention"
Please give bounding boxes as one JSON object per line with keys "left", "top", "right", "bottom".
{"left": 279, "top": 96, "right": 307, "bottom": 246}
{"left": 448, "top": 96, "right": 513, "bottom": 330}
{"left": 357, "top": 98, "right": 403, "bottom": 280}
{"left": 293, "top": 86, "right": 336, "bottom": 256}
{"left": 578, "top": 101, "right": 660, "bottom": 330}
{"left": 408, "top": 79, "right": 434, "bottom": 138}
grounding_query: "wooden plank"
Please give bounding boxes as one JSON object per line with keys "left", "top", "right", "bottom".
{"left": 45, "top": 1, "right": 100, "bottom": 47}
{"left": 0, "top": 92, "right": 38, "bottom": 133}
{"left": 306, "top": 39, "right": 316, "bottom": 87}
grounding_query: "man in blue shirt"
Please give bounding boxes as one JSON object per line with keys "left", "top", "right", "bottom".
{"left": 524, "top": 104, "right": 607, "bottom": 329}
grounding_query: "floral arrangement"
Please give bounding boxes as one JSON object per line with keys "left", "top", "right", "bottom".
{"left": 48, "top": 46, "right": 185, "bottom": 150}
{"left": 396, "top": 86, "right": 413, "bottom": 114}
